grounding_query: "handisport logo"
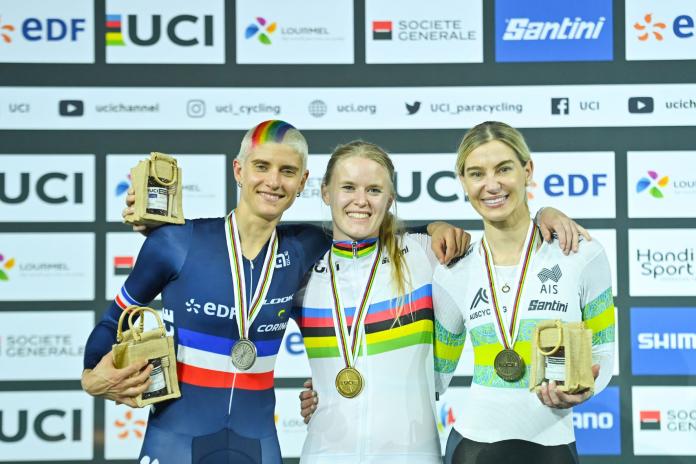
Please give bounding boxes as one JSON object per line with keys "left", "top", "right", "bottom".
{"left": 437, "top": 403, "right": 456, "bottom": 432}
{"left": 245, "top": 17, "right": 277, "bottom": 45}
{"left": 631, "top": 307, "right": 696, "bottom": 375}
{"left": 636, "top": 170, "right": 669, "bottom": 199}
{"left": 495, "top": 0, "right": 613, "bottom": 62}
{"left": 0, "top": 253, "right": 15, "bottom": 281}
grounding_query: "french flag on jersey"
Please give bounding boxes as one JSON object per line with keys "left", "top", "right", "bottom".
{"left": 114, "top": 285, "right": 143, "bottom": 311}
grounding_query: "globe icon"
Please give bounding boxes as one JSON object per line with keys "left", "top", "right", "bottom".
{"left": 308, "top": 100, "right": 327, "bottom": 118}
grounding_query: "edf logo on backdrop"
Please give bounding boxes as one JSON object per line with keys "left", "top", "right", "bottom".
{"left": 105, "top": 0, "right": 224, "bottom": 64}
{"left": 626, "top": 0, "right": 696, "bottom": 60}
{"left": 0, "top": 0, "right": 93, "bottom": 63}
{"left": 495, "top": 0, "right": 613, "bottom": 62}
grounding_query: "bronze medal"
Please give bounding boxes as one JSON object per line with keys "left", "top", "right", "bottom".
{"left": 231, "top": 338, "right": 257, "bottom": 371}
{"left": 494, "top": 348, "right": 525, "bottom": 382}
{"left": 335, "top": 367, "right": 364, "bottom": 398}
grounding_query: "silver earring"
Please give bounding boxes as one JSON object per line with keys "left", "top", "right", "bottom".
{"left": 296, "top": 192, "right": 301, "bottom": 197}
{"left": 237, "top": 182, "right": 242, "bottom": 188}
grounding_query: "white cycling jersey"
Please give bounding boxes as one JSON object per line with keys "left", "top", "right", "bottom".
{"left": 433, "top": 236, "right": 615, "bottom": 446}
{"left": 294, "top": 233, "right": 441, "bottom": 464}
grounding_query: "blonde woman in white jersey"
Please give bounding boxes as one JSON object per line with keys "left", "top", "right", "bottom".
{"left": 434, "top": 121, "right": 615, "bottom": 464}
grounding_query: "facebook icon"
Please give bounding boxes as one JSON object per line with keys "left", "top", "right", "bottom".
{"left": 551, "top": 97, "right": 570, "bottom": 115}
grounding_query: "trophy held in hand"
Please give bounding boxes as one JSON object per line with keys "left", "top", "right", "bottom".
{"left": 124, "top": 152, "right": 184, "bottom": 227}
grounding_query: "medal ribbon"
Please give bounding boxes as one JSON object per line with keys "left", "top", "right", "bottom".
{"left": 481, "top": 220, "right": 538, "bottom": 350}
{"left": 328, "top": 245, "right": 381, "bottom": 370}
{"left": 225, "top": 211, "right": 278, "bottom": 340}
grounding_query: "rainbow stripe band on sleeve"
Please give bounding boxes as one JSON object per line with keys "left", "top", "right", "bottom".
{"left": 250, "top": 120, "right": 295, "bottom": 147}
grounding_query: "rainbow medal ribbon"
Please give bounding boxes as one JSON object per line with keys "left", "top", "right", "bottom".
{"left": 225, "top": 211, "right": 278, "bottom": 371}
{"left": 481, "top": 220, "right": 538, "bottom": 382}
{"left": 328, "top": 244, "right": 381, "bottom": 399}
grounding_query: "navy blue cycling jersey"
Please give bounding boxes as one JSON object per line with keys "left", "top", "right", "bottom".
{"left": 84, "top": 218, "right": 330, "bottom": 464}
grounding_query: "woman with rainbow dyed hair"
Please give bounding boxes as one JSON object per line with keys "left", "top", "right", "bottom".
{"left": 83, "top": 120, "right": 332, "bottom": 463}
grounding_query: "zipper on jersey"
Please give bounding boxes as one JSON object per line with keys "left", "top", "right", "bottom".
{"left": 352, "top": 240, "right": 358, "bottom": 259}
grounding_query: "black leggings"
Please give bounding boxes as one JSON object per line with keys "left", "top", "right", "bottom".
{"left": 444, "top": 429, "right": 580, "bottom": 464}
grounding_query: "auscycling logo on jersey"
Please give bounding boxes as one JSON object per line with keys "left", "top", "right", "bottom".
{"left": 495, "top": 0, "right": 613, "bottom": 62}
{"left": 631, "top": 307, "right": 696, "bottom": 375}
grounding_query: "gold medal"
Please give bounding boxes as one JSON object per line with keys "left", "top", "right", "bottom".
{"left": 335, "top": 367, "right": 364, "bottom": 398}
{"left": 494, "top": 348, "right": 525, "bottom": 382}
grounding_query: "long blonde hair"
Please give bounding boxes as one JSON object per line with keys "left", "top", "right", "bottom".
{"left": 323, "top": 141, "right": 412, "bottom": 319}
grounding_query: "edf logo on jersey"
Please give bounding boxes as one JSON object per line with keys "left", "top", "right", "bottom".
{"left": 0, "top": 0, "right": 94, "bottom": 63}
{"left": 495, "top": 0, "right": 613, "bottom": 62}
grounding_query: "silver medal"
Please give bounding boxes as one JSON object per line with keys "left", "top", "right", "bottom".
{"left": 231, "top": 338, "right": 257, "bottom": 371}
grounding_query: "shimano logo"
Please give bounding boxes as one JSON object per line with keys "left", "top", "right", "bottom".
{"left": 572, "top": 412, "right": 613, "bottom": 430}
{"left": 638, "top": 332, "right": 696, "bottom": 350}
{"left": 257, "top": 322, "right": 288, "bottom": 333}
{"left": 184, "top": 298, "right": 235, "bottom": 319}
{"left": 503, "top": 17, "right": 606, "bottom": 41}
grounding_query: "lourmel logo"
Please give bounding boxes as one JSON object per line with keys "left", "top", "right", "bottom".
{"left": 0, "top": 253, "right": 16, "bottom": 281}
{"left": 245, "top": 17, "right": 276, "bottom": 45}
{"left": 636, "top": 170, "right": 669, "bottom": 198}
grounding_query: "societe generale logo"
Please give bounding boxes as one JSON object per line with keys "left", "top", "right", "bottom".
{"left": 634, "top": 13, "right": 667, "bottom": 41}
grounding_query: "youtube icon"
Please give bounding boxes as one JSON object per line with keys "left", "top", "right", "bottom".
{"left": 628, "top": 96, "right": 654, "bottom": 114}
{"left": 59, "top": 100, "right": 84, "bottom": 117}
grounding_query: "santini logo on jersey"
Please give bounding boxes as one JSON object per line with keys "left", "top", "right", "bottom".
{"left": 528, "top": 299, "right": 568, "bottom": 312}
{"left": 638, "top": 332, "right": 696, "bottom": 350}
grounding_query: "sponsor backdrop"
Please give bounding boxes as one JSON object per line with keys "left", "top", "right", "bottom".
{"left": 0, "top": 0, "right": 694, "bottom": 463}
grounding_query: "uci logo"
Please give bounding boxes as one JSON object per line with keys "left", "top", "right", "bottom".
{"left": 0, "top": 172, "right": 84, "bottom": 205}
{"left": 106, "top": 14, "right": 214, "bottom": 47}
{"left": 0, "top": 409, "right": 82, "bottom": 443}
{"left": 395, "top": 171, "right": 460, "bottom": 203}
